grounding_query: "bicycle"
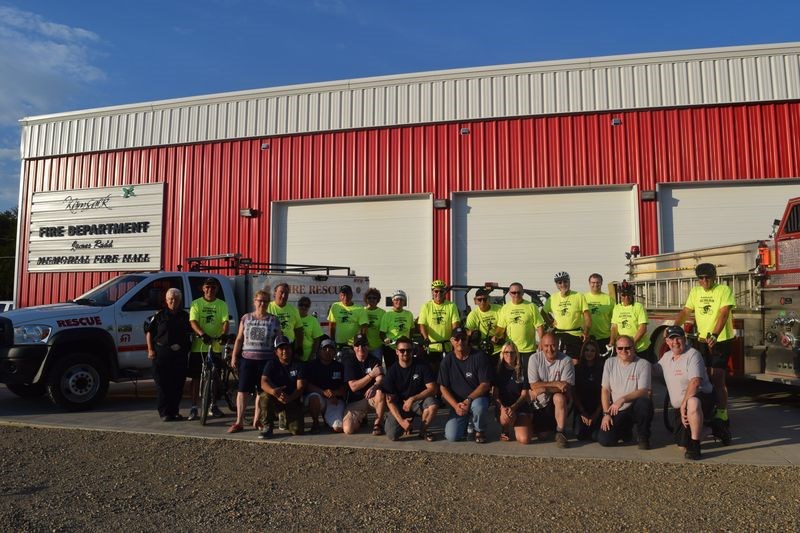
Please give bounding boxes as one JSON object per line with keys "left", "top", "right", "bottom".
{"left": 198, "top": 334, "right": 236, "bottom": 426}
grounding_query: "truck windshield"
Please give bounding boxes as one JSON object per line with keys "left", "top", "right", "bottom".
{"left": 72, "top": 275, "right": 148, "bottom": 306}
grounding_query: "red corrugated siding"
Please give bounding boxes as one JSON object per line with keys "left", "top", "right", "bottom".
{"left": 16, "top": 101, "right": 800, "bottom": 306}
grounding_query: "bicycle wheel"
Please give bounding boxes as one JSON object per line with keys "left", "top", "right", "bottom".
{"left": 199, "top": 364, "right": 212, "bottom": 426}
{"left": 222, "top": 363, "right": 238, "bottom": 412}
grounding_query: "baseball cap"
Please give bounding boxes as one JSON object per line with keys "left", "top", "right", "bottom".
{"left": 695, "top": 263, "right": 716, "bottom": 278}
{"left": 450, "top": 326, "right": 468, "bottom": 340}
{"left": 475, "top": 288, "right": 491, "bottom": 298}
{"left": 353, "top": 333, "right": 368, "bottom": 346}
{"left": 339, "top": 284, "right": 353, "bottom": 295}
{"left": 320, "top": 338, "right": 336, "bottom": 350}
{"left": 203, "top": 277, "right": 219, "bottom": 286}
{"left": 665, "top": 326, "right": 686, "bottom": 338}
{"left": 274, "top": 335, "right": 291, "bottom": 348}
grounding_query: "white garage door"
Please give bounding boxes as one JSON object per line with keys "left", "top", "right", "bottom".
{"left": 452, "top": 187, "right": 638, "bottom": 294}
{"left": 272, "top": 196, "right": 432, "bottom": 315}
{"left": 659, "top": 181, "right": 800, "bottom": 252}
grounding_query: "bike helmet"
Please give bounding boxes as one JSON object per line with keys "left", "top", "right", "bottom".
{"left": 391, "top": 289, "right": 407, "bottom": 301}
{"left": 618, "top": 280, "right": 635, "bottom": 296}
{"left": 431, "top": 279, "right": 447, "bottom": 290}
{"left": 695, "top": 263, "right": 717, "bottom": 278}
{"left": 553, "top": 271, "right": 570, "bottom": 282}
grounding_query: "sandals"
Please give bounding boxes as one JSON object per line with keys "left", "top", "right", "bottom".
{"left": 227, "top": 423, "right": 243, "bottom": 434}
{"left": 499, "top": 431, "right": 511, "bottom": 442}
{"left": 474, "top": 431, "right": 487, "bottom": 444}
{"left": 372, "top": 422, "right": 384, "bottom": 436}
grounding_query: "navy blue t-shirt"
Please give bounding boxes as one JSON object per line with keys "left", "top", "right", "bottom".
{"left": 306, "top": 358, "right": 345, "bottom": 391}
{"left": 343, "top": 355, "right": 382, "bottom": 402}
{"left": 382, "top": 361, "right": 435, "bottom": 404}
{"left": 493, "top": 363, "right": 529, "bottom": 407}
{"left": 262, "top": 358, "right": 305, "bottom": 395}
{"left": 437, "top": 349, "right": 493, "bottom": 402}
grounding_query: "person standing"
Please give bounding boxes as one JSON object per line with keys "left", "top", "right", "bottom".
{"left": 672, "top": 263, "right": 734, "bottom": 444}
{"left": 542, "top": 272, "right": 591, "bottom": 361}
{"left": 297, "top": 296, "right": 325, "bottom": 363}
{"left": 379, "top": 289, "right": 414, "bottom": 367}
{"left": 493, "top": 282, "right": 544, "bottom": 360}
{"left": 145, "top": 288, "right": 193, "bottom": 421}
{"left": 187, "top": 277, "right": 229, "bottom": 420}
{"left": 465, "top": 288, "right": 502, "bottom": 360}
{"left": 363, "top": 288, "right": 386, "bottom": 361}
{"left": 584, "top": 273, "right": 614, "bottom": 349}
{"left": 328, "top": 284, "right": 368, "bottom": 348}
{"left": 267, "top": 283, "right": 304, "bottom": 355}
{"left": 228, "top": 290, "right": 281, "bottom": 433}
{"left": 418, "top": 279, "right": 460, "bottom": 374}
{"left": 609, "top": 281, "right": 652, "bottom": 362}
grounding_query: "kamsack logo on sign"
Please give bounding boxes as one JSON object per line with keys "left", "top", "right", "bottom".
{"left": 28, "top": 183, "right": 164, "bottom": 273}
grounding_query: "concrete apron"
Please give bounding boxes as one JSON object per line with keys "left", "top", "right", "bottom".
{"left": 1, "top": 380, "right": 799, "bottom": 466}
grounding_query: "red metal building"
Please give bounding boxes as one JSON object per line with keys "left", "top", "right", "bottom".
{"left": 15, "top": 43, "right": 800, "bottom": 311}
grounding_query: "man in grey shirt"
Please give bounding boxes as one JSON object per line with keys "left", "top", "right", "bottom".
{"left": 657, "top": 326, "right": 715, "bottom": 460}
{"left": 528, "top": 332, "right": 575, "bottom": 448}
{"left": 597, "top": 335, "right": 653, "bottom": 449}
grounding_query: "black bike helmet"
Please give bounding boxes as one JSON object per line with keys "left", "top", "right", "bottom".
{"left": 618, "top": 280, "right": 635, "bottom": 296}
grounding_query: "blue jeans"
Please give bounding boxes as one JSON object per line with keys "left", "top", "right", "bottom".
{"left": 444, "top": 396, "right": 489, "bottom": 442}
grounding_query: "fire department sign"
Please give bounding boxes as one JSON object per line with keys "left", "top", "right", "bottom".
{"left": 28, "top": 183, "right": 164, "bottom": 272}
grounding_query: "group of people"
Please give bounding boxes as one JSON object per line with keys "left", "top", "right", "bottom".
{"left": 144, "top": 263, "right": 735, "bottom": 460}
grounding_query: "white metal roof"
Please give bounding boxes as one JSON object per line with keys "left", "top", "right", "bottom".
{"left": 20, "top": 42, "right": 800, "bottom": 159}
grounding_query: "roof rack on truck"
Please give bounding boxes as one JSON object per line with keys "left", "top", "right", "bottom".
{"left": 184, "top": 253, "right": 354, "bottom": 276}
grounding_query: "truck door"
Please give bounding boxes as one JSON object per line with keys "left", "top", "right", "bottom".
{"left": 116, "top": 275, "right": 184, "bottom": 369}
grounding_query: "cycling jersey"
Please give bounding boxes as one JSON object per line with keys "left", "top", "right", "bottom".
{"left": 611, "top": 302, "right": 650, "bottom": 352}
{"left": 584, "top": 291, "right": 614, "bottom": 340}
{"left": 684, "top": 284, "right": 736, "bottom": 341}
{"left": 267, "top": 301, "right": 302, "bottom": 341}
{"left": 327, "top": 302, "right": 368, "bottom": 345}
{"left": 543, "top": 291, "right": 588, "bottom": 337}
{"left": 496, "top": 301, "right": 544, "bottom": 353}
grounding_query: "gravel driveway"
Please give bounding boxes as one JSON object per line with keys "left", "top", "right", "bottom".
{"left": 1, "top": 425, "right": 798, "bottom": 531}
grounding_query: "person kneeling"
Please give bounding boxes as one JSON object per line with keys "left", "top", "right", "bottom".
{"left": 383, "top": 337, "right": 439, "bottom": 441}
{"left": 597, "top": 335, "right": 653, "bottom": 449}
{"left": 343, "top": 334, "right": 386, "bottom": 435}
{"left": 258, "top": 336, "right": 306, "bottom": 439}
{"left": 304, "top": 338, "right": 346, "bottom": 433}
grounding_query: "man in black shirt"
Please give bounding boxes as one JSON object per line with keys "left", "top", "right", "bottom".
{"left": 258, "top": 336, "right": 306, "bottom": 439}
{"left": 305, "top": 338, "right": 346, "bottom": 433}
{"left": 438, "top": 327, "right": 493, "bottom": 443}
{"left": 382, "top": 337, "right": 439, "bottom": 441}
{"left": 343, "top": 334, "right": 386, "bottom": 435}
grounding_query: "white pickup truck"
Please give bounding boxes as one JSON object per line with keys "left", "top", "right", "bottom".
{"left": 0, "top": 259, "right": 368, "bottom": 410}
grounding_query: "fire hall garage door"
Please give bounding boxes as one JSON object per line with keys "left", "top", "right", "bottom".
{"left": 452, "top": 187, "right": 638, "bottom": 293}
{"left": 272, "top": 196, "right": 432, "bottom": 315}
{"left": 659, "top": 181, "right": 800, "bottom": 252}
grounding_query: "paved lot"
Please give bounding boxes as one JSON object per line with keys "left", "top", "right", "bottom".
{"left": 1, "top": 379, "right": 799, "bottom": 465}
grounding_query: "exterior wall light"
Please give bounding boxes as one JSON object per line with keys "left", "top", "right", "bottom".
{"left": 239, "top": 208, "right": 258, "bottom": 218}
{"left": 433, "top": 199, "right": 450, "bottom": 209}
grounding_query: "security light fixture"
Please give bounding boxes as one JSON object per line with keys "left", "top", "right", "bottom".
{"left": 239, "top": 208, "right": 258, "bottom": 218}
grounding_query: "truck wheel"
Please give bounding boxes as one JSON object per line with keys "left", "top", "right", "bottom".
{"left": 46, "top": 354, "right": 109, "bottom": 411}
{"left": 6, "top": 382, "right": 46, "bottom": 398}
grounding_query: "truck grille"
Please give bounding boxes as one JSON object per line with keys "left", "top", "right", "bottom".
{"left": 0, "top": 316, "right": 11, "bottom": 347}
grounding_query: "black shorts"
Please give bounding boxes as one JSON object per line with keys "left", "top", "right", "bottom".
{"left": 698, "top": 339, "right": 733, "bottom": 370}
{"left": 671, "top": 390, "right": 715, "bottom": 447}
{"left": 530, "top": 401, "right": 556, "bottom": 432}
{"left": 187, "top": 351, "right": 223, "bottom": 379}
{"left": 238, "top": 358, "right": 269, "bottom": 393}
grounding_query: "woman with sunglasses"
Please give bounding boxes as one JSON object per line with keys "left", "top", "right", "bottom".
{"left": 492, "top": 341, "right": 532, "bottom": 443}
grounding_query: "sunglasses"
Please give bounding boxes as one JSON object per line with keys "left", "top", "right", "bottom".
{"left": 556, "top": 280, "right": 569, "bottom": 284}
{"left": 615, "top": 346, "right": 633, "bottom": 351}
{"left": 397, "top": 348, "right": 411, "bottom": 354}
{"left": 432, "top": 289, "right": 445, "bottom": 293}
{"left": 508, "top": 291, "right": 521, "bottom": 295}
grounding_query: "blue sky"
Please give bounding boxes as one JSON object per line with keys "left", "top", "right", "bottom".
{"left": 1, "top": 0, "right": 799, "bottom": 211}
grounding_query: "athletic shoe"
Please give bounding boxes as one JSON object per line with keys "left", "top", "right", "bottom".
{"left": 684, "top": 439, "right": 702, "bottom": 460}
{"left": 555, "top": 431, "right": 569, "bottom": 448}
{"left": 638, "top": 438, "right": 651, "bottom": 450}
{"left": 710, "top": 418, "right": 732, "bottom": 446}
{"left": 278, "top": 412, "right": 287, "bottom": 430}
{"left": 161, "top": 415, "right": 174, "bottom": 422}
{"left": 209, "top": 404, "right": 224, "bottom": 418}
{"left": 187, "top": 407, "right": 198, "bottom": 421}
{"left": 258, "top": 426, "right": 274, "bottom": 440}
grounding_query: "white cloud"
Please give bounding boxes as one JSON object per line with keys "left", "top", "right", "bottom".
{"left": 0, "top": 5, "right": 105, "bottom": 125}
